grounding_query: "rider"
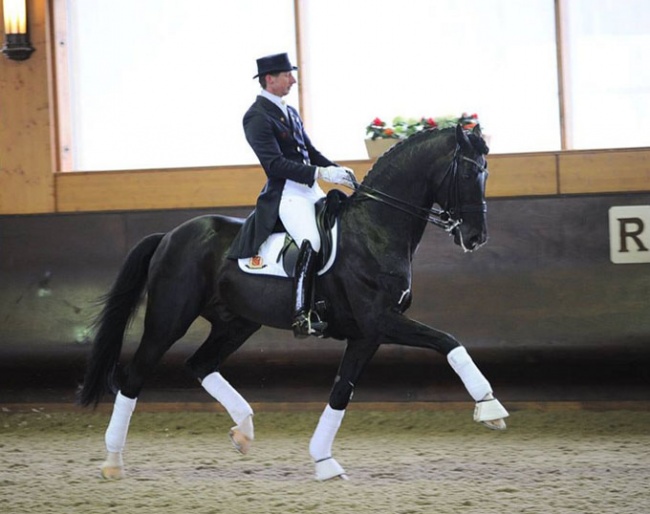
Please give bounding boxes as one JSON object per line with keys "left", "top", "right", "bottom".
{"left": 229, "top": 52, "right": 355, "bottom": 338}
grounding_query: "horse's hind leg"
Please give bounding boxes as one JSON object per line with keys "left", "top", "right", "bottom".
{"left": 101, "top": 289, "right": 203, "bottom": 479}
{"left": 186, "top": 316, "right": 261, "bottom": 454}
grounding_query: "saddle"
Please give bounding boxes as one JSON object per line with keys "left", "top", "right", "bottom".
{"left": 237, "top": 189, "right": 347, "bottom": 278}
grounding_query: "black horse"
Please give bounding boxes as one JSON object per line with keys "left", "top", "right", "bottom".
{"left": 79, "top": 124, "right": 508, "bottom": 481}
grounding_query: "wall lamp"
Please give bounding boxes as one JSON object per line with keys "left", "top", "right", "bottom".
{"left": 2, "top": 0, "right": 34, "bottom": 61}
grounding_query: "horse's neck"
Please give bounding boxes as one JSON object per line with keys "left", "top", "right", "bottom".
{"left": 351, "top": 147, "right": 446, "bottom": 260}
{"left": 359, "top": 135, "right": 453, "bottom": 255}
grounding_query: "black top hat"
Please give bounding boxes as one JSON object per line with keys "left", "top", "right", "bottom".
{"left": 253, "top": 53, "right": 298, "bottom": 79}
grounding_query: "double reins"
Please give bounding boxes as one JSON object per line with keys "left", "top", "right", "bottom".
{"left": 345, "top": 147, "right": 486, "bottom": 232}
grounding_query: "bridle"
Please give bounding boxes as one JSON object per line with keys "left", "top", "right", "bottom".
{"left": 347, "top": 146, "right": 488, "bottom": 232}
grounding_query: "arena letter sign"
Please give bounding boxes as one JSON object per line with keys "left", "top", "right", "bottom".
{"left": 609, "top": 206, "right": 650, "bottom": 264}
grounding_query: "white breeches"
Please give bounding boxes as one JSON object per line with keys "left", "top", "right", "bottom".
{"left": 279, "top": 181, "right": 325, "bottom": 252}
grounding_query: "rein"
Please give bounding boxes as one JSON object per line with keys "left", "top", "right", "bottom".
{"left": 347, "top": 148, "right": 486, "bottom": 232}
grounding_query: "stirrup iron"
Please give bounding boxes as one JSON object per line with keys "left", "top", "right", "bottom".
{"left": 292, "top": 310, "right": 327, "bottom": 338}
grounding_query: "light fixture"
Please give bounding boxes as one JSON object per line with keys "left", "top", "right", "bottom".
{"left": 2, "top": 0, "right": 34, "bottom": 61}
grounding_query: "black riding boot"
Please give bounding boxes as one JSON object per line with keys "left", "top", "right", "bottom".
{"left": 292, "top": 240, "right": 327, "bottom": 338}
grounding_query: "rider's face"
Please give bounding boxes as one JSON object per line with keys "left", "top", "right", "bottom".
{"left": 266, "top": 71, "right": 296, "bottom": 97}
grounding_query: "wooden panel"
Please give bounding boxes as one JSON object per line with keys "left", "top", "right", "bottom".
{"left": 486, "top": 153, "right": 558, "bottom": 197}
{"left": 0, "top": 0, "right": 55, "bottom": 214}
{"left": 560, "top": 149, "right": 650, "bottom": 194}
{"left": 55, "top": 161, "right": 372, "bottom": 212}
{"left": 53, "top": 147, "right": 650, "bottom": 211}
{"left": 56, "top": 166, "right": 267, "bottom": 212}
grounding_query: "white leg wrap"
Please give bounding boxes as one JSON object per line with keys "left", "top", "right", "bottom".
{"left": 105, "top": 392, "right": 137, "bottom": 454}
{"left": 314, "top": 457, "right": 348, "bottom": 481}
{"left": 447, "top": 346, "right": 492, "bottom": 402}
{"left": 309, "top": 405, "right": 345, "bottom": 462}
{"left": 474, "top": 398, "right": 510, "bottom": 422}
{"left": 201, "top": 372, "right": 254, "bottom": 428}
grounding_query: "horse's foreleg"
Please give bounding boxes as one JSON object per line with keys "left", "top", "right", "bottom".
{"left": 447, "top": 346, "right": 509, "bottom": 429}
{"left": 101, "top": 391, "right": 137, "bottom": 479}
{"left": 311, "top": 406, "right": 347, "bottom": 481}
{"left": 201, "top": 372, "right": 254, "bottom": 454}
{"left": 379, "top": 311, "right": 509, "bottom": 428}
{"left": 311, "top": 340, "right": 379, "bottom": 481}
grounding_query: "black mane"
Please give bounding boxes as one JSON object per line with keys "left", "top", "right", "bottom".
{"left": 361, "top": 127, "right": 456, "bottom": 190}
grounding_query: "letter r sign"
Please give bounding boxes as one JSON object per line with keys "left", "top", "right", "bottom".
{"left": 609, "top": 206, "right": 650, "bottom": 264}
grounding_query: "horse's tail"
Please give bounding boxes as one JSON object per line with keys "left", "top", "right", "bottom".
{"left": 76, "top": 233, "right": 165, "bottom": 408}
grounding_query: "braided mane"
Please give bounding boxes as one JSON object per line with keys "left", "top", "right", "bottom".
{"left": 362, "top": 126, "right": 455, "bottom": 185}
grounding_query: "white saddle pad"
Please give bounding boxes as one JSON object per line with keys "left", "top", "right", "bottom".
{"left": 237, "top": 223, "right": 338, "bottom": 278}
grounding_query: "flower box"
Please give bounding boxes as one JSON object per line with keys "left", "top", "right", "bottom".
{"left": 365, "top": 113, "right": 485, "bottom": 159}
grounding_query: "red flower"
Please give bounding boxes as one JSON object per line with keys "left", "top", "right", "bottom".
{"left": 372, "top": 117, "right": 385, "bottom": 126}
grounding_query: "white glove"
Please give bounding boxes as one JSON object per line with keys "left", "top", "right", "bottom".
{"left": 317, "top": 166, "right": 356, "bottom": 187}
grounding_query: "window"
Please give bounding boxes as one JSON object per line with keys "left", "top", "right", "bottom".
{"left": 55, "top": 0, "right": 650, "bottom": 172}
{"left": 304, "top": 0, "right": 560, "bottom": 158}
{"left": 562, "top": 0, "right": 650, "bottom": 149}
{"left": 61, "top": 0, "right": 296, "bottom": 171}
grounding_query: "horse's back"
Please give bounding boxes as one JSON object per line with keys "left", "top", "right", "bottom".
{"left": 149, "top": 214, "right": 244, "bottom": 274}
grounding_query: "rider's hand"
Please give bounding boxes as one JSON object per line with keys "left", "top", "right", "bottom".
{"left": 317, "top": 166, "right": 356, "bottom": 187}
{"left": 341, "top": 166, "right": 357, "bottom": 186}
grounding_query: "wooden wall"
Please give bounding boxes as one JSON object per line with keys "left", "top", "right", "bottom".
{"left": 1, "top": 0, "right": 649, "bottom": 216}
{"left": 0, "top": 0, "right": 55, "bottom": 215}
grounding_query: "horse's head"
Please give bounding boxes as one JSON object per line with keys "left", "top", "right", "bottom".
{"left": 446, "top": 124, "right": 489, "bottom": 252}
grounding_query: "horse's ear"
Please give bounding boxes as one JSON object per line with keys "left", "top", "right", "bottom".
{"left": 470, "top": 124, "right": 490, "bottom": 155}
{"left": 456, "top": 123, "right": 471, "bottom": 152}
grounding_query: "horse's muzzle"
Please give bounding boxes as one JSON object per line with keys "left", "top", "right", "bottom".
{"left": 453, "top": 223, "right": 487, "bottom": 252}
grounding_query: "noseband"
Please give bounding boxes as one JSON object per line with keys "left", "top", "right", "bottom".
{"left": 349, "top": 147, "right": 487, "bottom": 232}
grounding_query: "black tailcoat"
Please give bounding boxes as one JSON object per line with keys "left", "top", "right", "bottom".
{"left": 229, "top": 96, "right": 335, "bottom": 258}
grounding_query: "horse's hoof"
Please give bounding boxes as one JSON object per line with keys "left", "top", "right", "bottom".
{"left": 229, "top": 428, "right": 252, "bottom": 455}
{"left": 474, "top": 398, "right": 509, "bottom": 430}
{"left": 100, "top": 452, "right": 124, "bottom": 479}
{"left": 101, "top": 464, "right": 124, "bottom": 480}
{"left": 481, "top": 418, "right": 507, "bottom": 430}
{"left": 314, "top": 457, "right": 348, "bottom": 481}
{"left": 101, "top": 463, "right": 124, "bottom": 480}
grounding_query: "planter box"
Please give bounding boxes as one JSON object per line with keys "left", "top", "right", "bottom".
{"left": 365, "top": 138, "right": 399, "bottom": 159}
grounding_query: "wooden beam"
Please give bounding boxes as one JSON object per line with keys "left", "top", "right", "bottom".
{"left": 560, "top": 148, "right": 650, "bottom": 194}
{"left": 486, "top": 153, "right": 559, "bottom": 197}
{"left": 55, "top": 165, "right": 266, "bottom": 212}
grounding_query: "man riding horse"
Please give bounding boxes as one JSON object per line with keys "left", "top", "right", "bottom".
{"left": 78, "top": 53, "right": 508, "bottom": 482}
{"left": 229, "top": 53, "right": 355, "bottom": 338}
